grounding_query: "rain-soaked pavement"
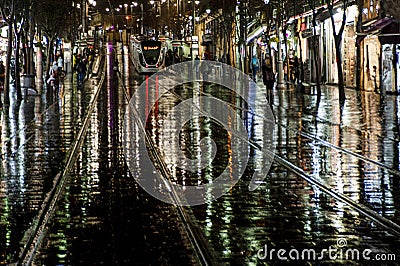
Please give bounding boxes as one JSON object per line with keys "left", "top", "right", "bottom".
{"left": 0, "top": 42, "right": 399, "bottom": 265}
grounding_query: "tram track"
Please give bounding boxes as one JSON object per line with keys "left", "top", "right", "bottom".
{"left": 134, "top": 71, "right": 400, "bottom": 238}
{"left": 15, "top": 54, "right": 107, "bottom": 265}
{"left": 114, "top": 50, "right": 400, "bottom": 266}
{"left": 116, "top": 71, "right": 219, "bottom": 265}
{"left": 185, "top": 83, "right": 400, "bottom": 178}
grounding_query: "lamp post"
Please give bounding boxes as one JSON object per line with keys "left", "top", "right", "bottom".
{"left": 82, "top": 0, "right": 87, "bottom": 35}
{"left": 276, "top": 5, "right": 286, "bottom": 89}
{"left": 141, "top": 3, "right": 144, "bottom": 35}
{"left": 85, "top": 0, "right": 97, "bottom": 36}
{"left": 276, "top": 25, "right": 286, "bottom": 89}
{"left": 191, "top": 0, "right": 200, "bottom": 59}
{"left": 192, "top": 0, "right": 195, "bottom": 59}
{"left": 150, "top": 0, "right": 163, "bottom": 35}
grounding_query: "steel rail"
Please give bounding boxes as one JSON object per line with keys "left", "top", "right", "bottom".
{"left": 117, "top": 71, "right": 219, "bottom": 266}
{"left": 188, "top": 84, "right": 400, "bottom": 177}
{"left": 16, "top": 54, "right": 107, "bottom": 266}
{"left": 151, "top": 76, "right": 400, "bottom": 237}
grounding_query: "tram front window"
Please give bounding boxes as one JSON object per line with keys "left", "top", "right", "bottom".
{"left": 142, "top": 42, "right": 161, "bottom": 65}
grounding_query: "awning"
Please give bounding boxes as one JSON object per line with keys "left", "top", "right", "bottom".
{"left": 357, "top": 17, "right": 400, "bottom": 45}
{"left": 247, "top": 20, "right": 257, "bottom": 31}
{"left": 316, "top": 9, "right": 331, "bottom": 22}
{"left": 246, "top": 25, "right": 267, "bottom": 43}
{"left": 362, "top": 17, "right": 394, "bottom": 34}
{"left": 379, "top": 20, "right": 400, "bottom": 44}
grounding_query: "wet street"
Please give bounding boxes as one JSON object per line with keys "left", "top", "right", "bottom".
{"left": 1, "top": 43, "right": 400, "bottom": 265}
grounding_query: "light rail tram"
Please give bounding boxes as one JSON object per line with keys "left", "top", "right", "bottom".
{"left": 129, "top": 35, "right": 165, "bottom": 74}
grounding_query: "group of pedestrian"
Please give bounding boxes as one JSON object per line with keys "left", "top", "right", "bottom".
{"left": 46, "top": 53, "right": 65, "bottom": 86}
{"left": 45, "top": 51, "right": 88, "bottom": 89}
{"left": 165, "top": 49, "right": 181, "bottom": 67}
{"left": 193, "top": 54, "right": 212, "bottom": 80}
{"left": 250, "top": 53, "right": 301, "bottom": 103}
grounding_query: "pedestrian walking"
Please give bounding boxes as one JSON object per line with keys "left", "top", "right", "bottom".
{"left": 0, "top": 60, "right": 5, "bottom": 90}
{"left": 74, "top": 54, "right": 87, "bottom": 87}
{"left": 250, "top": 54, "right": 260, "bottom": 82}
{"left": 47, "top": 61, "right": 59, "bottom": 85}
{"left": 194, "top": 54, "right": 200, "bottom": 79}
{"left": 263, "top": 65, "right": 275, "bottom": 104}
{"left": 261, "top": 53, "right": 271, "bottom": 73}
{"left": 200, "top": 60, "right": 210, "bottom": 80}
{"left": 165, "top": 49, "right": 173, "bottom": 67}
{"left": 57, "top": 55, "right": 63, "bottom": 73}
{"left": 173, "top": 51, "right": 181, "bottom": 64}
{"left": 293, "top": 56, "right": 299, "bottom": 85}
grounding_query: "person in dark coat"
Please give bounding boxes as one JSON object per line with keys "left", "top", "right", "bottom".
{"left": 165, "top": 49, "right": 173, "bottom": 67}
{"left": 194, "top": 55, "right": 200, "bottom": 79}
{"left": 0, "top": 60, "right": 5, "bottom": 89}
{"left": 262, "top": 54, "right": 275, "bottom": 104}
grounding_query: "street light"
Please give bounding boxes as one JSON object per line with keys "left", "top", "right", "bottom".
{"left": 87, "top": 0, "right": 96, "bottom": 7}
{"left": 191, "top": 0, "right": 200, "bottom": 59}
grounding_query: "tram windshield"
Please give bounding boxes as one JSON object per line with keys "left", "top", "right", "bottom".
{"left": 141, "top": 41, "right": 161, "bottom": 65}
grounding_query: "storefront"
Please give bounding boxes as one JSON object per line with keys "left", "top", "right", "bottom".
{"left": 379, "top": 20, "right": 400, "bottom": 93}
{"left": 0, "top": 26, "right": 8, "bottom": 61}
{"left": 360, "top": 35, "right": 381, "bottom": 91}
{"left": 300, "top": 22, "right": 319, "bottom": 84}
{"left": 359, "top": 17, "right": 399, "bottom": 91}
{"left": 319, "top": 5, "right": 357, "bottom": 86}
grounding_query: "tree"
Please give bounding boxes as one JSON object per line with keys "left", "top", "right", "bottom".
{"left": 12, "top": 0, "right": 26, "bottom": 101}
{"left": 326, "top": 0, "right": 351, "bottom": 105}
{"left": 35, "top": 0, "right": 75, "bottom": 79}
{"left": 258, "top": 1, "right": 275, "bottom": 58}
{"left": 218, "top": 0, "right": 237, "bottom": 66}
{"left": 0, "top": 0, "right": 15, "bottom": 105}
{"left": 306, "top": 0, "right": 322, "bottom": 96}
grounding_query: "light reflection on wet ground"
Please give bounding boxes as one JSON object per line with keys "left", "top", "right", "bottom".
{"left": 32, "top": 49, "right": 197, "bottom": 265}
{"left": 148, "top": 83, "right": 400, "bottom": 264}
{"left": 0, "top": 45, "right": 399, "bottom": 264}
